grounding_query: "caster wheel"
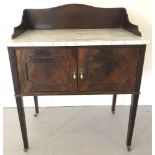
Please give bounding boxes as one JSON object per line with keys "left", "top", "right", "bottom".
{"left": 23, "top": 148, "right": 28, "bottom": 152}
{"left": 34, "top": 113, "right": 39, "bottom": 117}
{"left": 127, "top": 146, "right": 131, "bottom": 152}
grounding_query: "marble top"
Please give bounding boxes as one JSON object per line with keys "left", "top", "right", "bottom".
{"left": 7, "top": 29, "right": 150, "bottom": 47}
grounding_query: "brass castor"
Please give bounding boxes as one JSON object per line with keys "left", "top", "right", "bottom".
{"left": 23, "top": 148, "right": 28, "bottom": 152}
{"left": 127, "top": 146, "right": 131, "bottom": 152}
{"left": 34, "top": 113, "right": 39, "bottom": 117}
{"left": 112, "top": 110, "right": 115, "bottom": 114}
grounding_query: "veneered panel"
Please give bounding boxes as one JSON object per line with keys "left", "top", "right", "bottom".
{"left": 16, "top": 47, "right": 77, "bottom": 93}
{"left": 78, "top": 46, "right": 140, "bottom": 92}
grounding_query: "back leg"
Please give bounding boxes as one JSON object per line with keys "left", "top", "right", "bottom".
{"left": 34, "top": 96, "right": 39, "bottom": 117}
{"left": 111, "top": 94, "right": 117, "bottom": 114}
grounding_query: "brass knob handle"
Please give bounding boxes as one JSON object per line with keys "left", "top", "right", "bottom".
{"left": 79, "top": 68, "right": 85, "bottom": 80}
{"left": 73, "top": 70, "right": 76, "bottom": 80}
{"left": 80, "top": 71, "right": 84, "bottom": 80}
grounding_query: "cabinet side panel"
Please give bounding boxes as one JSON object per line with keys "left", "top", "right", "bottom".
{"left": 8, "top": 47, "right": 21, "bottom": 95}
{"left": 134, "top": 45, "right": 146, "bottom": 92}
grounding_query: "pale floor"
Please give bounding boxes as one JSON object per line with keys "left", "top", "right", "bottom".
{"left": 3, "top": 106, "right": 152, "bottom": 155}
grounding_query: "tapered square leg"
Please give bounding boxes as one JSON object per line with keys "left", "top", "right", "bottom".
{"left": 15, "top": 96, "right": 29, "bottom": 150}
{"left": 126, "top": 94, "right": 139, "bottom": 151}
{"left": 111, "top": 94, "right": 117, "bottom": 114}
{"left": 34, "top": 96, "right": 39, "bottom": 117}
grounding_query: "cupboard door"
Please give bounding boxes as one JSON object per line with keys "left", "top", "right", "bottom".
{"left": 16, "top": 47, "right": 77, "bottom": 94}
{"left": 78, "top": 46, "right": 141, "bottom": 92}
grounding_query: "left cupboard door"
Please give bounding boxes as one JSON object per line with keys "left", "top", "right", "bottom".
{"left": 15, "top": 47, "right": 77, "bottom": 94}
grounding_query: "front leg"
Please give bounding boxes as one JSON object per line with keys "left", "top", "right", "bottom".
{"left": 126, "top": 94, "right": 139, "bottom": 151}
{"left": 16, "top": 96, "right": 29, "bottom": 151}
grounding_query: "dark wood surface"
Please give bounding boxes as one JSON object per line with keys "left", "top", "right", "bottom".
{"left": 126, "top": 94, "right": 139, "bottom": 149}
{"left": 16, "top": 47, "right": 77, "bottom": 93}
{"left": 8, "top": 48, "right": 29, "bottom": 150}
{"left": 34, "top": 96, "right": 39, "bottom": 115}
{"left": 78, "top": 46, "right": 141, "bottom": 92}
{"left": 112, "top": 94, "right": 117, "bottom": 113}
{"left": 12, "top": 4, "right": 141, "bottom": 38}
{"left": 15, "top": 96, "right": 29, "bottom": 150}
{"left": 134, "top": 45, "right": 146, "bottom": 91}
{"left": 8, "top": 48, "right": 21, "bottom": 95}
{"left": 13, "top": 45, "right": 145, "bottom": 96}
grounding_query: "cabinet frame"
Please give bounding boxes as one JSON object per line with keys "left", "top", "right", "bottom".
{"left": 8, "top": 4, "right": 147, "bottom": 152}
{"left": 10, "top": 45, "right": 146, "bottom": 96}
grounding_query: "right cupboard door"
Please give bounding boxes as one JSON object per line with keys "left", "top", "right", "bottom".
{"left": 78, "top": 46, "right": 142, "bottom": 93}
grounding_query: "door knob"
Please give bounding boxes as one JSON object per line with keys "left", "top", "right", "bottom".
{"left": 79, "top": 68, "right": 85, "bottom": 80}
{"left": 72, "top": 70, "right": 77, "bottom": 80}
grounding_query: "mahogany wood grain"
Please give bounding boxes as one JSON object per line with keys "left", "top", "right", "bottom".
{"left": 78, "top": 46, "right": 141, "bottom": 92}
{"left": 12, "top": 4, "right": 141, "bottom": 38}
{"left": 16, "top": 47, "right": 77, "bottom": 93}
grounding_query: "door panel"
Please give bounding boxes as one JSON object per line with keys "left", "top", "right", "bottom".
{"left": 16, "top": 47, "right": 77, "bottom": 93}
{"left": 78, "top": 46, "right": 140, "bottom": 92}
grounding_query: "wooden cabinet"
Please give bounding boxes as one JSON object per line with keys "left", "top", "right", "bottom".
{"left": 15, "top": 46, "right": 143, "bottom": 95}
{"left": 8, "top": 4, "right": 148, "bottom": 152}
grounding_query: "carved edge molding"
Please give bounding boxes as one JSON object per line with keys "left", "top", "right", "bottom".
{"left": 12, "top": 4, "right": 142, "bottom": 39}
{"left": 25, "top": 56, "right": 69, "bottom": 86}
{"left": 122, "top": 8, "right": 141, "bottom": 36}
{"left": 12, "top": 10, "right": 28, "bottom": 39}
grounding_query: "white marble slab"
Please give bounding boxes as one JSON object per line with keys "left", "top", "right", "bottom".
{"left": 7, "top": 29, "right": 150, "bottom": 47}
